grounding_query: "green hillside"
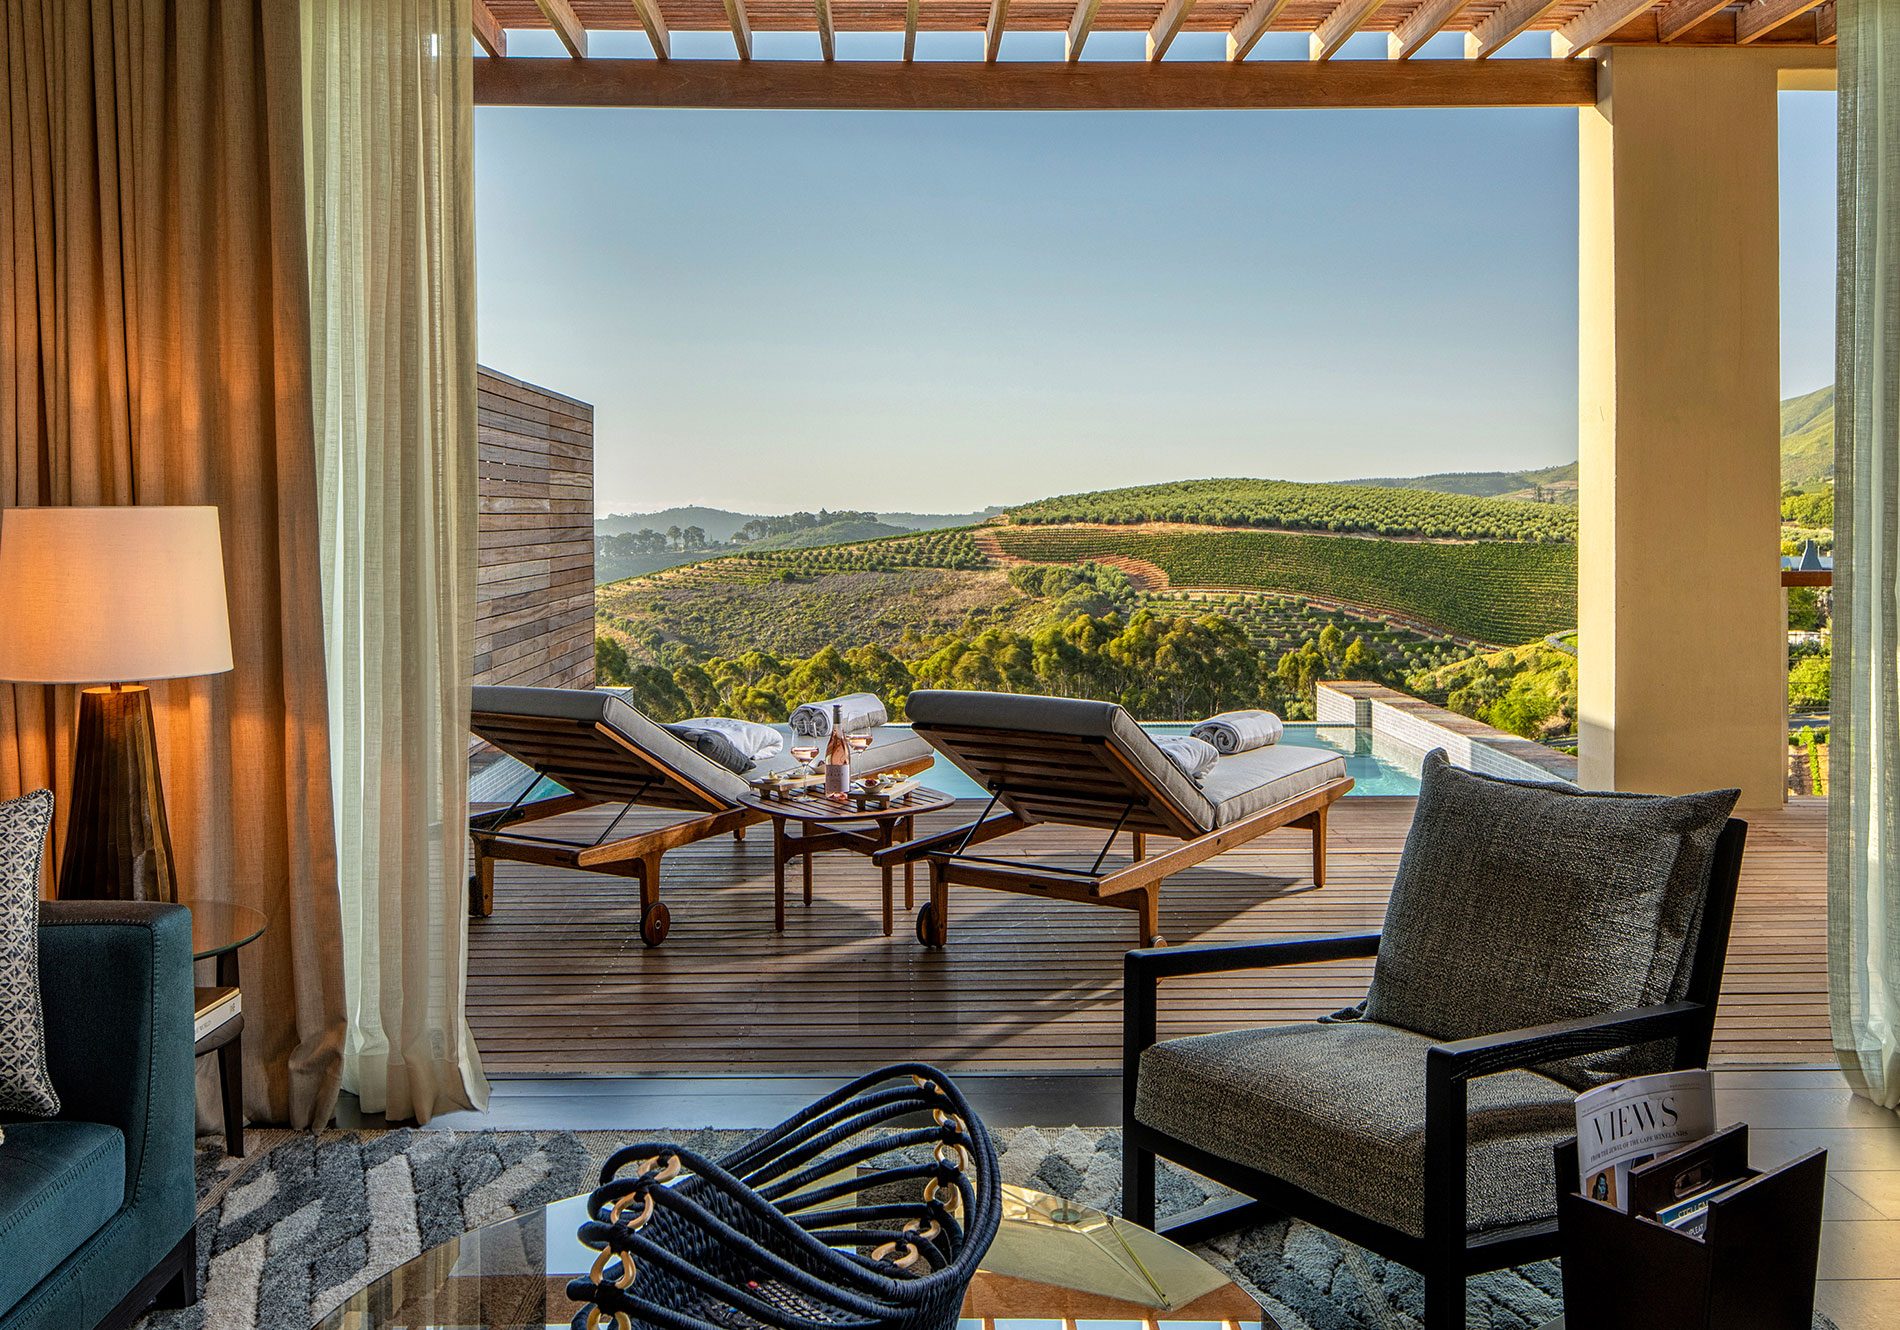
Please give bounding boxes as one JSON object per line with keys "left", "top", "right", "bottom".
{"left": 1004, "top": 478, "right": 1576, "bottom": 542}
{"left": 992, "top": 525, "right": 1575, "bottom": 645}
{"left": 1352, "top": 463, "right": 1578, "bottom": 503}
{"left": 1781, "top": 384, "right": 1834, "bottom": 489}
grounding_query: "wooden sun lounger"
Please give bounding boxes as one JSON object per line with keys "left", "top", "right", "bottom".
{"left": 875, "top": 690, "right": 1353, "bottom": 948}
{"left": 468, "top": 686, "right": 931, "bottom": 945}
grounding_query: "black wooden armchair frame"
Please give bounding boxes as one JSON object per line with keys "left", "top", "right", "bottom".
{"left": 1121, "top": 818, "right": 1747, "bottom": 1330}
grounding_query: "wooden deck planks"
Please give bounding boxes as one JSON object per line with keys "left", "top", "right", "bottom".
{"left": 466, "top": 794, "right": 1833, "bottom": 1073}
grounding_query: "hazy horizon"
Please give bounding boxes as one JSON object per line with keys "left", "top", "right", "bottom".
{"left": 475, "top": 93, "right": 1836, "bottom": 517}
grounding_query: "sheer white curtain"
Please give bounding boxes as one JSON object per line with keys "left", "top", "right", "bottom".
{"left": 1830, "top": 0, "right": 1900, "bottom": 1112}
{"left": 302, "top": 0, "right": 488, "bottom": 1123}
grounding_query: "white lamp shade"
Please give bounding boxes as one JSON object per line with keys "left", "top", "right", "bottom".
{"left": 0, "top": 506, "right": 234, "bottom": 684}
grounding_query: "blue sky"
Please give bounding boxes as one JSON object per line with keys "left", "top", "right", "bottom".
{"left": 475, "top": 88, "right": 1836, "bottom": 516}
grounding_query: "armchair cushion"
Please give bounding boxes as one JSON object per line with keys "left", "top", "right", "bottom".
{"left": 0, "top": 1120, "right": 124, "bottom": 1312}
{"left": 1135, "top": 1020, "right": 1575, "bottom": 1239}
{"left": 1364, "top": 752, "right": 1737, "bottom": 1088}
{"left": 0, "top": 789, "right": 57, "bottom": 1118}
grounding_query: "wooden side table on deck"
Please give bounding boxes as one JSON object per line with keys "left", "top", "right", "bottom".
{"left": 190, "top": 903, "right": 266, "bottom": 1157}
{"left": 738, "top": 786, "right": 956, "bottom": 936}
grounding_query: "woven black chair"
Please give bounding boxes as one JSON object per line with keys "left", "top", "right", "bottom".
{"left": 1123, "top": 752, "right": 1748, "bottom": 1330}
{"left": 571, "top": 1064, "right": 1000, "bottom": 1330}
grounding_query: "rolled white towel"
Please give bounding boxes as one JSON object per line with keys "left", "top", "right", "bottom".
{"left": 1156, "top": 735, "right": 1220, "bottom": 783}
{"left": 789, "top": 693, "right": 889, "bottom": 738}
{"left": 678, "top": 716, "right": 783, "bottom": 761}
{"left": 1192, "top": 709, "right": 1284, "bottom": 755}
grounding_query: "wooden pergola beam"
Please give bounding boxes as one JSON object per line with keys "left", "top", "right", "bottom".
{"left": 1815, "top": 0, "right": 1835, "bottom": 42}
{"left": 816, "top": 0, "right": 836, "bottom": 58}
{"left": 534, "top": 0, "right": 587, "bottom": 57}
{"left": 1652, "top": 0, "right": 1729, "bottom": 40}
{"left": 1735, "top": 0, "right": 1824, "bottom": 42}
{"left": 1387, "top": 0, "right": 1467, "bottom": 59}
{"left": 1067, "top": 0, "right": 1104, "bottom": 59}
{"left": 629, "top": 0, "right": 672, "bottom": 59}
{"left": 1554, "top": 0, "right": 1665, "bottom": 55}
{"left": 986, "top": 0, "right": 1011, "bottom": 61}
{"left": 1311, "top": 0, "right": 1385, "bottom": 58}
{"left": 1148, "top": 0, "right": 1196, "bottom": 59}
{"left": 1227, "top": 0, "right": 1292, "bottom": 59}
{"left": 472, "top": 0, "right": 507, "bottom": 57}
{"left": 1465, "top": 0, "right": 1564, "bottom": 57}
{"left": 904, "top": 0, "right": 920, "bottom": 58}
{"left": 474, "top": 55, "right": 1598, "bottom": 109}
{"left": 723, "top": 0, "right": 752, "bottom": 58}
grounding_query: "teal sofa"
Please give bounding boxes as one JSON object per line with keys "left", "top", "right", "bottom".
{"left": 0, "top": 902, "right": 198, "bottom": 1330}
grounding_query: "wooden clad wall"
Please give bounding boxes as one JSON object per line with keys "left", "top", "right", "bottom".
{"left": 477, "top": 365, "right": 595, "bottom": 689}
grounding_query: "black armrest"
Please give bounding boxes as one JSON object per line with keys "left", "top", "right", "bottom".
{"left": 1419, "top": 1000, "right": 1709, "bottom": 1263}
{"left": 1123, "top": 932, "right": 1382, "bottom": 1090}
{"left": 1427, "top": 1000, "right": 1707, "bottom": 1084}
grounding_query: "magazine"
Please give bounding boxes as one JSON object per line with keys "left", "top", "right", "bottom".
{"left": 1574, "top": 1068, "right": 1716, "bottom": 1212}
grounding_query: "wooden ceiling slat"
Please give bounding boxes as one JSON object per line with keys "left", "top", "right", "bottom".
{"left": 817, "top": 0, "right": 837, "bottom": 56}
{"left": 534, "top": 0, "right": 590, "bottom": 54}
{"left": 1735, "top": 0, "right": 1823, "bottom": 42}
{"left": 1066, "top": 0, "right": 1104, "bottom": 57}
{"left": 473, "top": 0, "right": 509, "bottom": 55}
{"left": 1226, "top": 0, "right": 1292, "bottom": 57}
{"left": 1310, "top": 0, "right": 1385, "bottom": 56}
{"left": 725, "top": 0, "right": 754, "bottom": 55}
{"left": 1815, "top": 0, "right": 1834, "bottom": 42}
{"left": 1552, "top": 0, "right": 1660, "bottom": 53}
{"left": 1465, "top": 0, "right": 1562, "bottom": 55}
{"left": 1653, "top": 0, "right": 1728, "bottom": 40}
{"left": 630, "top": 0, "right": 674, "bottom": 57}
{"left": 1148, "top": 0, "right": 1197, "bottom": 57}
{"left": 1388, "top": 0, "right": 1468, "bottom": 57}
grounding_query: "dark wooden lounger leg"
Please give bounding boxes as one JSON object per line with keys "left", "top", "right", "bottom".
{"left": 1311, "top": 802, "right": 1328, "bottom": 887}
{"left": 1131, "top": 831, "right": 1146, "bottom": 861}
{"left": 637, "top": 852, "right": 670, "bottom": 946}
{"left": 1136, "top": 887, "right": 1162, "bottom": 948}
{"left": 469, "top": 848, "right": 495, "bottom": 918}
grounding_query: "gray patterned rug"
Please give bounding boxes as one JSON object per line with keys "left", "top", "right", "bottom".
{"left": 132, "top": 1126, "right": 1831, "bottom": 1330}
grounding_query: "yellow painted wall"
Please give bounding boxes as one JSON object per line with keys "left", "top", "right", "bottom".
{"left": 1577, "top": 47, "right": 1808, "bottom": 808}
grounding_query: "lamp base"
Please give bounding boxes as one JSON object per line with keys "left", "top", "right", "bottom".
{"left": 57, "top": 685, "right": 177, "bottom": 902}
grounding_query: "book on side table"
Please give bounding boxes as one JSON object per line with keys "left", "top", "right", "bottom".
{"left": 194, "top": 986, "right": 241, "bottom": 1043}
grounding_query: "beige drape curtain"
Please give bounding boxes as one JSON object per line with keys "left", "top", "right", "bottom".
{"left": 303, "top": 0, "right": 488, "bottom": 1124}
{"left": 0, "top": 0, "right": 347, "bottom": 1128}
{"left": 1830, "top": 0, "right": 1900, "bottom": 1111}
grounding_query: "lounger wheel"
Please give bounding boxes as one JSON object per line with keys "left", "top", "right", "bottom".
{"left": 640, "top": 902, "right": 671, "bottom": 947}
{"left": 915, "top": 902, "right": 946, "bottom": 948}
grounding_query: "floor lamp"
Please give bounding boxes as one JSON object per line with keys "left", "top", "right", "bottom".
{"left": 0, "top": 506, "right": 234, "bottom": 902}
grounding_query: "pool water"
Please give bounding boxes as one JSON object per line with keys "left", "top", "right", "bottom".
{"left": 904, "top": 722, "right": 1424, "bottom": 800}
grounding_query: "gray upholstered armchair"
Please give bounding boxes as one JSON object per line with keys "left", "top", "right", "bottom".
{"left": 1122, "top": 751, "right": 1747, "bottom": 1330}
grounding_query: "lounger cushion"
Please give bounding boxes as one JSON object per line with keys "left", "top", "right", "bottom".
{"left": 1135, "top": 1019, "right": 1575, "bottom": 1239}
{"left": 473, "top": 686, "right": 754, "bottom": 806}
{"left": 1365, "top": 751, "right": 1739, "bottom": 1089}
{"left": 903, "top": 691, "right": 1217, "bottom": 833}
{"left": 1200, "top": 744, "right": 1347, "bottom": 827}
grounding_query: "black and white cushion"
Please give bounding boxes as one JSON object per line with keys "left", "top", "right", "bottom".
{"left": 0, "top": 788, "right": 58, "bottom": 1120}
{"left": 1364, "top": 750, "right": 1738, "bottom": 1087}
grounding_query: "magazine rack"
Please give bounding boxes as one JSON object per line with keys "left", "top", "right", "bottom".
{"left": 1554, "top": 1127, "right": 1826, "bottom": 1330}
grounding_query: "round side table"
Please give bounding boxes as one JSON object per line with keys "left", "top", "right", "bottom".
{"left": 738, "top": 785, "right": 957, "bottom": 937}
{"left": 191, "top": 902, "right": 265, "bottom": 1157}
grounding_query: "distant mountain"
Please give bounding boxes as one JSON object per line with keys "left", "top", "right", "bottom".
{"left": 596, "top": 505, "right": 1003, "bottom": 541}
{"left": 1353, "top": 387, "right": 1837, "bottom": 502}
{"left": 1780, "top": 384, "right": 1833, "bottom": 489}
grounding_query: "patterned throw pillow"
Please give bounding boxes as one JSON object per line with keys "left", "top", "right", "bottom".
{"left": 0, "top": 788, "right": 59, "bottom": 1122}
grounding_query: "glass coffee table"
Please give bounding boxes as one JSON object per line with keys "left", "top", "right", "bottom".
{"left": 315, "top": 1183, "right": 1273, "bottom": 1330}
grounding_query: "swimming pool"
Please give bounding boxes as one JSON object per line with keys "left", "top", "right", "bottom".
{"left": 900, "top": 721, "right": 1425, "bottom": 799}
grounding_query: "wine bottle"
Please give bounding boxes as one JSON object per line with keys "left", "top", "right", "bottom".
{"left": 824, "top": 703, "right": 851, "bottom": 797}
